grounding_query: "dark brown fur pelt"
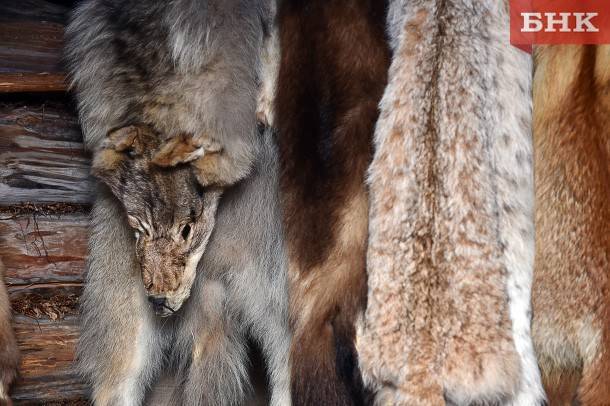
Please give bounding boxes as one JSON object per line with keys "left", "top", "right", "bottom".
{"left": 275, "top": 1, "right": 390, "bottom": 404}
{"left": 532, "top": 45, "right": 610, "bottom": 406}
{"left": 0, "top": 260, "right": 19, "bottom": 405}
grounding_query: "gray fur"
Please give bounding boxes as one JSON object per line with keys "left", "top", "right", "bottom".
{"left": 90, "top": 125, "right": 222, "bottom": 315}
{"left": 78, "top": 129, "right": 291, "bottom": 405}
{"left": 67, "top": 0, "right": 288, "bottom": 403}
{"left": 66, "top": 0, "right": 272, "bottom": 185}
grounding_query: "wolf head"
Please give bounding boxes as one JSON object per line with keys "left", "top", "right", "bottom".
{"left": 92, "top": 125, "right": 221, "bottom": 316}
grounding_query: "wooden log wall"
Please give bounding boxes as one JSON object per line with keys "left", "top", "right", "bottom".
{"left": 0, "top": 0, "right": 67, "bottom": 93}
{"left": 0, "top": 1, "right": 89, "bottom": 403}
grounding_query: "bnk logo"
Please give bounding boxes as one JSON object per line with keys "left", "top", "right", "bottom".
{"left": 521, "top": 12, "right": 599, "bottom": 32}
{"left": 510, "top": 0, "right": 610, "bottom": 47}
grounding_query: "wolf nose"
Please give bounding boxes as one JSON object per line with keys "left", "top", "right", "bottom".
{"left": 148, "top": 295, "right": 166, "bottom": 308}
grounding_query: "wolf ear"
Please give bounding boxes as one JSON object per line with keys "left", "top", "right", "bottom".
{"left": 106, "top": 125, "right": 142, "bottom": 151}
{"left": 91, "top": 125, "right": 149, "bottom": 195}
{"left": 106, "top": 124, "right": 152, "bottom": 154}
{"left": 92, "top": 124, "right": 153, "bottom": 170}
{"left": 152, "top": 133, "right": 206, "bottom": 167}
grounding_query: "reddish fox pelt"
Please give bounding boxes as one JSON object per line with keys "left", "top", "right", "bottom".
{"left": 532, "top": 45, "right": 610, "bottom": 406}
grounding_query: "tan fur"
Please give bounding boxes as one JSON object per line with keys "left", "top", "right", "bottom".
{"left": 92, "top": 125, "right": 151, "bottom": 172}
{"left": 290, "top": 190, "right": 369, "bottom": 335}
{"left": 288, "top": 188, "right": 371, "bottom": 404}
{"left": 0, "top": 260, "right": 19, "bottom": 406}
{"left": 92, "top": 318, "right": 145, "bottom": 405}
{"left": 66, "top": 0, "right": 272, "bottom": 191}
{"left": 186, "top": 281, "right": 239, "bottom": 368}
{"left": 532, "top": 45, "right": 610, "bottom": 405}
{"left": 256, "top": 9, "right": 279, "bottom": 128}
{"left": 107, "top": 126, "right": 143, "bottom": 152}
{"left": 151, "top": 133, "right": 205, "bottom": 167}
{"left": 138, "top": 71, "right": 256, "bottom": 187}
{"left": 153, "top": 133, "right": 231, "bottom": 187}
{"left": 540, "top": 365, "right": 581, "bottom": 406}
{"left": 358, "top": 1, "right": 543, "bottom": 404}
{"left": 188, "top": 151, "right": 233, "bottom": 187}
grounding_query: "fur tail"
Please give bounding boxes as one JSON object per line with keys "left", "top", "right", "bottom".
{"left": 291, "top": 313, "right": 369, "bottom": 406}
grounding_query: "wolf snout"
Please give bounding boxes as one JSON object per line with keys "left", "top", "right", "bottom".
{"left": 148, "top": 294, "right": 166, "bottom": 307}
{"left": 147, "top": 294, "right": 170, "bottom": 314}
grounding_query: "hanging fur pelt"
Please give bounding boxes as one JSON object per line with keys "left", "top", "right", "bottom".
{"left": 356, "top": 1, "right": 545, "bottom": 404}
{"left": 0, "top": 259, "right": 19, "bottom": 405}
{"left": 275, "top": 0, "right": 390, "bottom": 404}
{"left": 531, "top": 45, "right": 610, "bottom": 405}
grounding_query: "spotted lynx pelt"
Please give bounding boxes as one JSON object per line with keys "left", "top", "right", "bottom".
{"left": 66, "top": 0, "right": 272, "bottom": 187}
{"left": 356, "top": 1, "right": 545, "bottom": 404}
{"left": 0, "top": 260, "right": 19, "bottom": 405}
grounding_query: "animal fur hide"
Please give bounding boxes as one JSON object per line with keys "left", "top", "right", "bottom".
{"left": 356, "top": 1, "right": 545, "bottom": 404}
{"left": 0, "top": 259, "right": 19, "bottom": 404}
{"left": 66, "top": 2, "right": 292, "bottom": 404}
{"left": 275, "top": 1, "right": 390, "bottom": 404}
{"left": 66, "top": 0, "right": 273, "bottom": 188}
{"left": 531, "top": 45, "right": 610, "bottom": 405}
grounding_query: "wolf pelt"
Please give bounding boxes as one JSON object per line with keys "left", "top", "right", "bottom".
{"left": 532, "top": 45, "right": 610, "bottom": 406}
{"left": 78, "top": 128, "right": 291, "bottom": 405}
{"left": 66, "top": 0, "right": 272, "bottom": 186}
{"left": 275, "top": 1, "right": 390, "bottom": 405}
{"left": 0, "top": 260, "right": 19, "bottom": 405}
{"left": 356, "top": 1, "right": 545, "bottom": 404}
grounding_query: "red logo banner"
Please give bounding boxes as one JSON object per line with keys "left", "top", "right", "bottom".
{"left": 510, "top": 0, "right": 610, "bottom": 47}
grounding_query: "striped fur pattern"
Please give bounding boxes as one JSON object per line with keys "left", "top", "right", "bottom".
{"left": 357, "top": 1, "right": 545, "bottom": 404}
{"left": 532, "top": 45, "right": 610, "bottom": 406}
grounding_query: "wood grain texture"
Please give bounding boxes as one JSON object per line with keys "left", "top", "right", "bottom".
{"left": 0, "top": 207, "right": 269, "bottom": 404}
{"left": 0, "top": 212, "right": 88, "bottom": 287}
{"left": 0, "top": 74, "right": 67, "bottom": 93}
{"left": 0, "top": 103, "right": 93, "bottom": 206}
{"left": 0, "top": 207, "right": 88, "bottom": 403}
{"left": 0, "top": 0, "right": 68, "bottom": 25}
{"left": 0, "top": 0, "right": 68, "bottom": 93}
{"left": 8, "top": 283, "right": 87, "bottom": 404}
{"left": 10, "top": 315, "right": 87, "bottom": 404}
{"left": 0, "top": 22, "right": 64, "bottom": 75}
